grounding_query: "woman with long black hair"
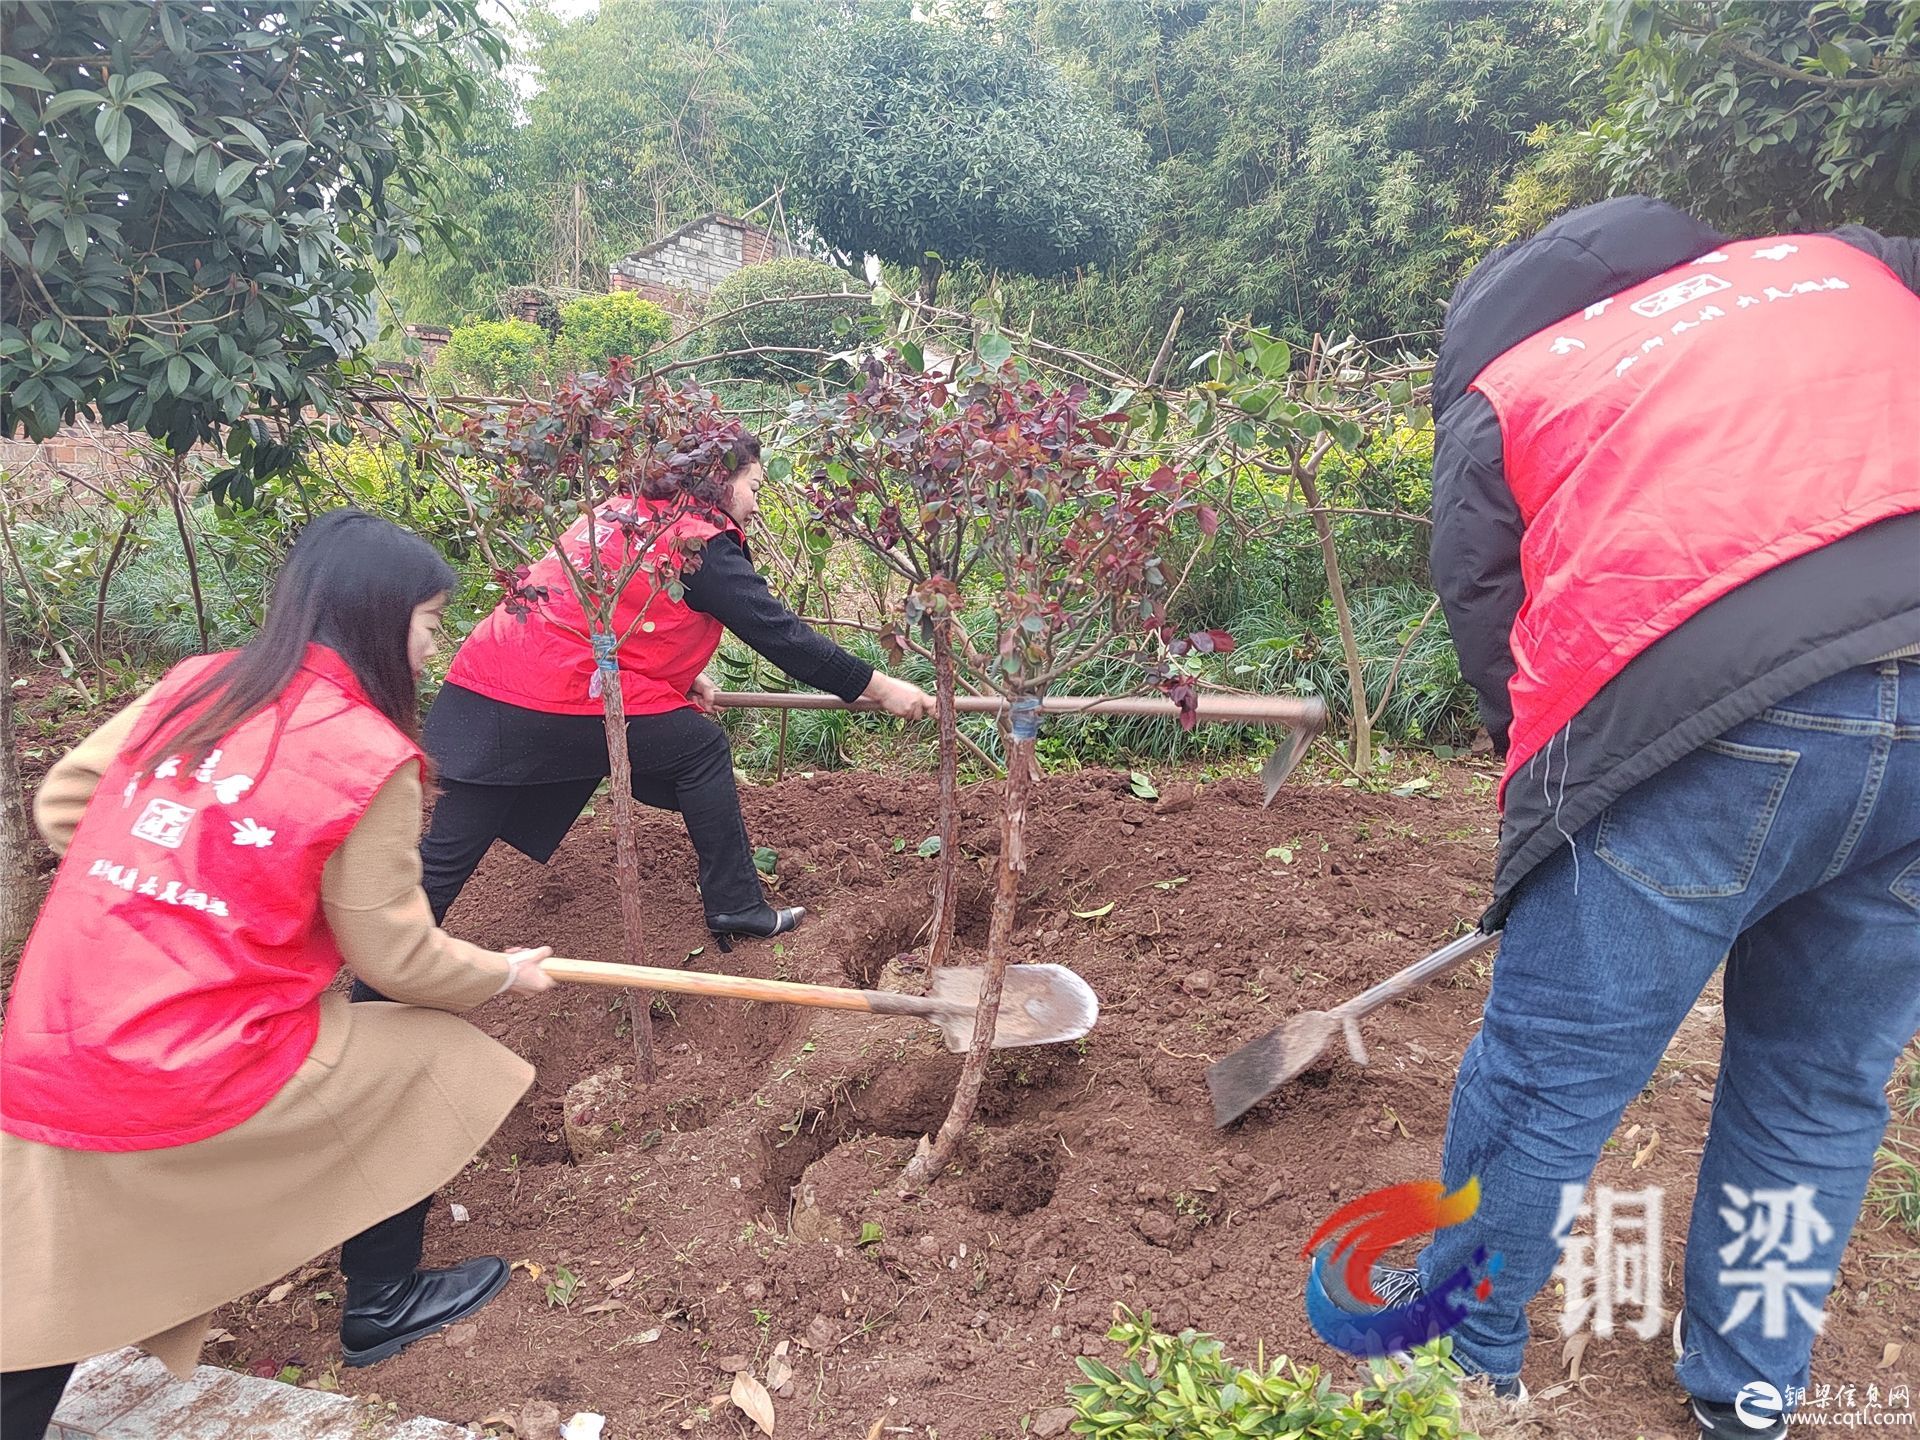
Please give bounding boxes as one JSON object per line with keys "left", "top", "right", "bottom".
{"left": 0, "top": 510, "right": 554, "bottom": 1440}
{"left": 414, "top": 430, "right": 932, "bottom": 950}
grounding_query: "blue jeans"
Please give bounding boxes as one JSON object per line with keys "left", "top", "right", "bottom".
{"left": 1417, "top": 660, "right": 1920, "bottom": 1405}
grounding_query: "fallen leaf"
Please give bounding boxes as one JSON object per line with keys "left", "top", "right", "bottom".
{"left": 865, "top": 1420, "right": 884, "bottom": 1440}
{"left": 450, "top": 1203, "right": 471, "bottom": 1223}
{"left": 560, "top": 1414, "right": 606, "bottom": 1440}
{"left": 766, "top": 1345, "right": 793, "bottom": 1392}
{"left": 718, "top": 1353, "right": 751, "bottom": 1372}
{"left": 579, "top": 1299, "right": 626, "bottom": 1315}
{"left": 1265, "top": 846, "right": 1294, "bottom": 863}
{"left": 511, "top": 1260, "right": 544, "bottom": 1281}
{"left": 1882, "top": 1341, "right": 1903, "bottom": 1368}
{"left": 627, "top": 1327, "right": 662, "bottom": 1347}
{"left": 731, "top": 1371, "right": 776, "bottom": 1436}
{"left": 1128, "top": 771, "right": 1158, "bottom": 800}
{"left": 605, "top": 1268, "right": 634, "bottom": 1293}
{"left": 1632, "top": 1129, "right": 1660, "bottom": 1169}
{"left": 1151, "top": 875, "right": 1189, "bottom": 890}
{"left": 1561, "top": 1330, "right": 1591, "bottom": 1384}
{"left": 204, "top": 1328, "right": 235, "bottom": 1344}
{"left": 265, "top": 1281, "right": 294, "bottom": 1304}
{"left": 1070, "top": 902, "right": 1116, "bottom": 919}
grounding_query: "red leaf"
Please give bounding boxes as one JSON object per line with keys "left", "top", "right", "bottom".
{"left": 1197, "top": 506, "right": 1219, "bottom": 538}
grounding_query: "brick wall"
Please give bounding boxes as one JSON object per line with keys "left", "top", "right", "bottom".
{"left": 608, "top": 214, "right": 792, "bottom": 308}
{"left": 0, "top": 427, "right": 143, "bottom": 490}
{"left": 404, "top": 323, "right": 451, "bottom": 368}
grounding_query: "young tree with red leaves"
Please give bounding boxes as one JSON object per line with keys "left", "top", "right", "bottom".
{"left": 799, "top": 346, "right": 1215, "bottom": 1188}
{"left": 445, "top": 363, "right": 749, "bottom": 1080}
{"left": 798, "top": 356, "right": 984, "bottom": 976}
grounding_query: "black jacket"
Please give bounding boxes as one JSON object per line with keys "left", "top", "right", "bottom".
{"left": 1429, "top": 196, "right": 1920, "bottom": 924}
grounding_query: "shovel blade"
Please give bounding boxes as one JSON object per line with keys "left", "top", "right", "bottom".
{"left": 1205, "top": 1010, "right": 1339, "bottom": 1126}
{"left": 927, "top": 963, "right": 1099, "bottom": 1052}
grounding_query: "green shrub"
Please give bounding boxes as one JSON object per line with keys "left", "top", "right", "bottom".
{"left": 433, "top": 318, "right": 549, "bottom": 393}
{"left": 703, "top": 258, "right": 865, "bottom": 378}
{"left": 556, "top": 292, "right": 674, "bottom": 373}
{"left": 1069, "top": 1307, "right": 1467, "bottom": 1439}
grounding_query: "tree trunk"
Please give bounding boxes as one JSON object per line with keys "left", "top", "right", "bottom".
{"left": 926, "top": 618, "right": 961, "bottom": 971}
{"left": 1, "top": 598, "right": 36, "bottom": 960}
{"left": 917, "top": 255, "right": 943, "bottom": 307}
{"left": 1298, "top": 465, "right": 1370, "bottom": 771}
{"left": 901, "top": 721, "right": 1033, "bottom": 1191}
{"left": 599, "top": 664, "right": 656, "bottom": 1083}
{"left": 164, "top": 462, "right": 210, "bottom": 655}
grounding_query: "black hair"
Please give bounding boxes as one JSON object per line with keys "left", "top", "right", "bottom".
{"left": 722, "top": 431, "right": 762, "bottom": 471}
{"left": 139, "top": 508, "right": 457, "bottom": 764}
{"left": 639, "top": 428, "right": 762, "bottom": 509}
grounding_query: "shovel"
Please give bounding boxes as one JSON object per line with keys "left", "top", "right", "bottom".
{"left": 541, "top": 957, "right": 1098, "bottom": 1051}
{"left": 712, "top": 691, "right": 1327, "bottom": 803}
{"left": 1206, "top": 929, "right": 1500, "bottom": 1125}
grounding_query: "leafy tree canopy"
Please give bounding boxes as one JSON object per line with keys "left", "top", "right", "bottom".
{"left": 1, "top": 0, "right": 503, "bottom": 484}
{"left": 787, "top": 12, "right": 1153, "bottom": 298}
{"left": 1588, "top": 0, "right": 1920, "bottom": 233}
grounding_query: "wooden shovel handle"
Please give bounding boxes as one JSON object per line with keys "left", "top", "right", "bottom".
{"left": 1330, "top": 929, "right": 1500, "bottom": 1022}
{"left": 540, "top": 957, "right": 945, "bottom": 1019}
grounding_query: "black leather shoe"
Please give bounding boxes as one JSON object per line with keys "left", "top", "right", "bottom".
{"left": 1692, "top": 1397, "right": 1785, "bottom": 1439}
{"left": 340, "top": 1256, "right": 510, "bottom": 1366}
{"left": 706, "top": 904, "right": 806, "bottom": 953}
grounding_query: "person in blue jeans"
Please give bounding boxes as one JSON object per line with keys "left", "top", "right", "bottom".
{"left": 1404, "top": 196, "right": 1920, "bottom": 1440}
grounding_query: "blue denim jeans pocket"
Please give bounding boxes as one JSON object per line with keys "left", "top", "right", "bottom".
{"left": 1595, "top": 737, "right": 1800, "bottom": 898}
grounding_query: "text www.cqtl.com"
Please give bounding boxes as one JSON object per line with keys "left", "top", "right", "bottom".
{"left": 1787, "top": 1411, "right": 1916, "bottom": 1429}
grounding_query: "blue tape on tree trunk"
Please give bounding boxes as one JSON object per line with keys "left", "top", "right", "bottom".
{"left": 1009, "top": 696, "right": 1042, "bottom": 742}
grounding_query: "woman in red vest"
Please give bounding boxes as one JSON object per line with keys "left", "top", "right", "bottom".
{"left": 410, "top": 430, "right": 932, "bottom": 952}
{"left": 1, "top": 510, "right": 556, "bottom": 1440}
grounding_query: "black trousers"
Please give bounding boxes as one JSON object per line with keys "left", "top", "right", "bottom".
{"left": 1, "top": 1364, "right": 74, "bottom": 1440}
{"left": 422, "top": 706, "right": 765, "bottom": 927}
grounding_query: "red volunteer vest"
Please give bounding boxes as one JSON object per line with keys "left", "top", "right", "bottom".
{"left": 0, "top": 646, "right": 423, "bottom": 1151}
{"left": 1470, "top": 235, "right": 1920, "bottom": 802}
{"left": 446, "top": 496, "right": 740, "bottom": 717}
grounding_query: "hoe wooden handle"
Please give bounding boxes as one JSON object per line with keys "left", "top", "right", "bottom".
{"left": 540, "top": 957, "right": 946, "bottom": 1018}
{"left": 711, "top": 690, "right": 1326, "bottom": 730}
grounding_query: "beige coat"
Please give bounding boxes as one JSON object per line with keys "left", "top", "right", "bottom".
{"left": 0, "top": 690, "right": 536, "bottom": 1376}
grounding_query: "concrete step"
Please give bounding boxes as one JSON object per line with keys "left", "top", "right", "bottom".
{"left": 50, "top": 1348, "right": 469, "bottom": 1439}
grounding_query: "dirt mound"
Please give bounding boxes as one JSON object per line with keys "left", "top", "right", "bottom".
{"left": 203, "top": 767, "right": 1914, "bottom": 1438}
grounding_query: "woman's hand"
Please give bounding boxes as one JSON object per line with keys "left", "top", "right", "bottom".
{"left": 689, "top": 673, "right": 719, "bottom": 716}
{"left": 500, "top": 946, "right": 557, "bottom": 996}
{"left": 861, "top": 672, "right": 935, "bottom": 721}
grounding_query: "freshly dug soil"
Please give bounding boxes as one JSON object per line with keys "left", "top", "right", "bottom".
{"left": 58, "top": 760, "right": 1920, "bottom": 1436}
